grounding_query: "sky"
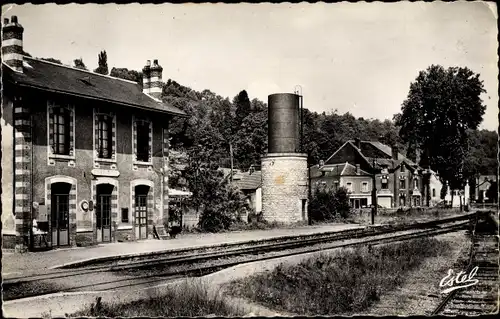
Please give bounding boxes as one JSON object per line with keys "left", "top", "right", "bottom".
{"left": 2, "top": 2, "right": 498, "bottom": 131}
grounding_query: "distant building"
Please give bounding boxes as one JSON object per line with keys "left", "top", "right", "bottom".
{"left": 474, "top": 175, "right": 497, "bottom": 203}
{"left": 310, "top": 162, "right": 372, "bottom": 209}
{"left": 232, "top": 168, "right": 262, "bottom": 215}
{"left": 311, "top": 138, "right": 443, "bottom": 209}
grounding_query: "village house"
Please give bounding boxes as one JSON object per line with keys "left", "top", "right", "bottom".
{"left": 310, "top": 138, "right": 443, "bottom": 209}
{"left": 1, "top": 16, "right": 186, "bottom": 252}
{"left": 232, "top": 166, "right": 262, "bottom": 218}
{"left": 473, "top": 175, "right": 497, "bottom": 203}
{"left": 310, "top": 162, "right": 372, "bottom": 209}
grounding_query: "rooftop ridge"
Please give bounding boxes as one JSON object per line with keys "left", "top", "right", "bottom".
{"left": 24, "top": 56, "right": 140, "bottom": 85}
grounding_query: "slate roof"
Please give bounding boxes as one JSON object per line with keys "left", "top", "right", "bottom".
{"left": 2, "top": 57, "right": 186, "bottom": 116}
{"left": 345, "top": 140, "right": 417, "bottom": 169}
{"left": 232, "top": 171, "right": 262, "bottom": 190}
{"left": 365, "top": 141, "right": 417, "bottom": 166}
{"left": 310, "top": 163, "right": 370, "bottom": 178}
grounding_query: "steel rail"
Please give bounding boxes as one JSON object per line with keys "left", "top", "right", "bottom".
{"left": 4, "top": 212, "right": 482, "bottom": 285}
{"left": 4, "top": 220, "right": 471, "bottom": 302}
{"left": 431, "top": 215, "right": 498, "bottom": 316}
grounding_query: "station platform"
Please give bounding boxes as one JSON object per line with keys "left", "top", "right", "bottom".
{"left": 2, "top": 223, "right": 364, "bottom": 278}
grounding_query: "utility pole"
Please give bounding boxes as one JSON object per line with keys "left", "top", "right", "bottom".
{"left": 229, "top": 142, "right": 234, "bottom": 182}
{"left": 371, "top": 158, "right": 377, "bottom": 225}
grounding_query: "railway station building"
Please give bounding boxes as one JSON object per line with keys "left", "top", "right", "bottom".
{"left": 1, "top": 16, "right": 186, "bottom": 252}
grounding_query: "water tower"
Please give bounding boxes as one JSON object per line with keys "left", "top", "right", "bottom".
{"left": 261, "top": 91, "right": 308, "bottom": 223}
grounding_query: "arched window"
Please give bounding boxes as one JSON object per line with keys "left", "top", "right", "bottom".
{"left": 432, "top": 188, "right": 436, "bottom": 197}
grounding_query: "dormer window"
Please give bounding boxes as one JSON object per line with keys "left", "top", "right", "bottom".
{"left": 80, "top": 77, "right": 93, "bottom": 86}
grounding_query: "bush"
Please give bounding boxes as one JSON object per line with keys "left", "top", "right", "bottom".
{"left": 198, "top": 206, "right": 234, "bottom": 233}
{"left": 309, "top": 187, "right": 351, "bottom": 222}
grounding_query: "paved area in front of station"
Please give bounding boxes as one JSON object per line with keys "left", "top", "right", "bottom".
{"left": 2, "top": 223, "right": 363, "bottom": 277}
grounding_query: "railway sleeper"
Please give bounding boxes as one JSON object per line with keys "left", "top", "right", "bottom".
{"left": 454, "top": 296, "right": 497, "bottom": 302}
{"left": 447, "top": 303, "right": 497, "bottom": 311}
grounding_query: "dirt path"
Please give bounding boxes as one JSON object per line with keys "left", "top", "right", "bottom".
{"left": 355, "top": 231, "right": 470, "bottom": 316}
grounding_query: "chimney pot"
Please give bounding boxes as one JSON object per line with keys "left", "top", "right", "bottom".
{"left": 153, "top": 59, "right": 158, "bottom": 65}
{"left": 391, "top": 145, "right": 399, "bottom": 160}
{"left": 354, "top": 138, "right": 361, "bottom": 149}
{"left": 146, "top": 60, "right": 151, "bottom": 66}
{"left": 2, "top": 15, "right": 24, "bottom": 73}
{"left": 4, "top": 18, "right": 9, "bottom": 25}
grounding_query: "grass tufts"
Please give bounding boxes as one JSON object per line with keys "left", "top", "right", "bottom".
{"left": 71, "top": 279, "right": 245, "bottom": 317}
{"left": 226, "top": 237, "right": 451, "bottom": 316}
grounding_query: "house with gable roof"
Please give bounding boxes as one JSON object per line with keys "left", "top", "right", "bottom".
{"left": 310, "top": 138, "right": 442, "bottom": 209}
{"left": 1, "top": 16, "right": 187, "bottom": 252}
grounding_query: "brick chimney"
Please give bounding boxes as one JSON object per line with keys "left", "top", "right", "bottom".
{"left": 149, "top": 59, "right": 163, "bottom": 100}
{"left": 391, "top": 145, "right": 399, "bottom": 160}
{"left": 2, "top": 16, "right": 24, "bottom": 72}
{"left": 142, "top": 60, "right": 151, "bottom": 94}
{"left": 354, "top": 138, "right": 361, "bottom": 150}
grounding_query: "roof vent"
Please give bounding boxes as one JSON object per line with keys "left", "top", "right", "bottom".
{"left": 80, "top": 76, "right": 93, "bottom": 86}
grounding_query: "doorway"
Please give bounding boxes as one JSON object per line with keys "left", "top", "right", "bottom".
{"left": 399, "top": 196, "right": 406, "bottom": 207}
{"left": 301, "top": 199, "right": 307, "bottom": 220}
{"left": 96, "top": 184, "right": 113, "bottom": 243}
{"left": 135, "top": 185, "right": 149, "bottom": 240}
{"left": 51, "top": 183, "right": 71, "bottom": 247}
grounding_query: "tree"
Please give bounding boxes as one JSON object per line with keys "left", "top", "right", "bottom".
{"left": 233, "top": 90, "right": 252, "bottom": 126}
{"left": 395, "top": 65, "right": 487, "bottom": 189}
{"left": 94, "top": 50, "right": 108, "bottom": 75}
{"left": 232, "top": 109, "right": 268, "bottom": 169}
{"left": 109, "top": 67, "right": 143, "bottom": 86}
{"left": 73, "top": 58, "right": 88, "bottom": 70}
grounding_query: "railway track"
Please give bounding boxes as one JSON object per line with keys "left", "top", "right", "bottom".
{"left": 3, "top": 217, "right": 477, "bottom": 302}
{"left": 432, "top": 213, "right": 499, "bottom": 316}
{"left": 4, "top": 212, "right": 483, "bottom": 285}
{"left": 55, "top": 211, "right": 486, "bottom": 270}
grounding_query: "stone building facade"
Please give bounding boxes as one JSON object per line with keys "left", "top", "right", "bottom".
{"left": 1, "top": 16, "right": 186, "bottom": 252}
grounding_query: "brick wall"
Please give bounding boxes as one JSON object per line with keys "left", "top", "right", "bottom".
{"left": 261, "top": 153, "right": 308, "bottom": 223}
{"left": 5, "top": 89, "right": 171, "bottom": 248}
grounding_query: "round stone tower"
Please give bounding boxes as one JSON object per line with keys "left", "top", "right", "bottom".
{"left": 261, "top": 93, "right": 308, "bottom": 223}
